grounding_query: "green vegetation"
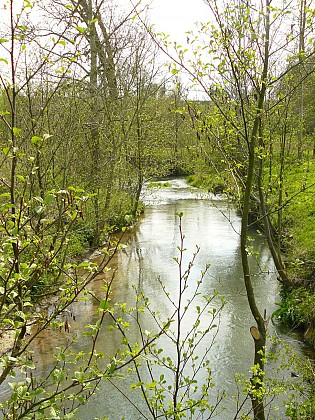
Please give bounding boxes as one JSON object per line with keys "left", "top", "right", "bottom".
{"left": 261, "top": 158, "right": 315, "bottom": 341}
{"left": 186, "top": 173, "right": 227, "bottom": 194}
{"left": 276, "top": 160, "right": 315, "bottom": 267}
{"left": 192, "top": 156, "right": 315, "bottom": 342}
{"left": 147, "top": 181, "right": 172, "bottom": 188}
{"left": 1, "top": 0, "right": 315, "bottom": 418}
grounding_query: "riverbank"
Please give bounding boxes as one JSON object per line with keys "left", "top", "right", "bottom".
{"left": 186, "top": 164, "right": 315, "bottom": 347}
{"left": 77, "top": 178, "right": 293, "bottom": 419}
{"left": 0, "top": 200, "right": 145, "bottom": 361}
{"left": 1, "top": 177, "right": 313, "bottom": 419}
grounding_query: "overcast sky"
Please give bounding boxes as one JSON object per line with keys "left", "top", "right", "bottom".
{"left": 120, "top": 0, "right": 211, "bottom": 42}
{"left": 148, "top": 0, "right": 210, "bottom": 39}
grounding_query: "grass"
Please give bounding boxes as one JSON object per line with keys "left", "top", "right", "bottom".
{"left": 186, "top": 172, "right": 227, "bottom": 194}
{"left": 265, "top": 156, "right": 315, "bottom": 339}
{"left": 267, "top": 159, "right": 315, "bottom": 273}
{"left": 189, "top": 156, "right": 315, "bottom": 341}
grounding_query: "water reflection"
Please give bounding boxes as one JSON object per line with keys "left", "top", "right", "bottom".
{"left": 77, "top": 180, "right": 284, "bottom": 419}
{"left": 1, "top": 178, "right": 306, "bottom": 419}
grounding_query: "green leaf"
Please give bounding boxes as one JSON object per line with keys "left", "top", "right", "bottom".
{"left": 0, "top": 38, "right": 8, "bottom": 44}
{"left": 16, "top": 311, "right": 26, "bottom": 321}
{"left": 56, "top": 352, "right": 66, "bottom": 362}
{"left": 34, "top": 205, "right": 44, "bottom": 215}
{"left": 39, "top": 218, "right": 54, "bottom": 224}
{"left": 99, "top": 299, "right": 109, "bottom": 311}
{"left": 16, "top": 175, "right": 26, "bottom": 183}
{"left": 24, "top": 359, "right": 36, "bottom": 369}
{"left": 145, "top": 381, "right": 157, "bottom": 390}
{"left": 13, "top": 127, "right": 22, "bottom": 136}
{"left": 73, "top": 370, "right": 85, "bottom": 384}
{"left": 44, "top": 193, "right": 55, "bottom": 204}
{"left": 34, "top": 387, "right": 45, "bottom": 396}
{"left": 0, "top": 193, "right": 10, "bottom": 198}
{"left": 50, "top": 406, "right": 59, "bottom": 419}
{"left": 109, "top": 363, "right": 116, "bottom": 374}
{"left": 31, "top": 135, "right": 42, "bottom": 145}
{"left": 75, "top": 26, "right": 86, "bottom": 34}
{"left": 24, "top": 0, "right": 33, "bottom": 8}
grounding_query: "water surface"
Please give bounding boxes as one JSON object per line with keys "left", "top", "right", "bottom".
{"left": 1, "top": 178, "right": 308, "bottom": 419}
{"left": 76, "top": 178, "right": 288, "bottom": 418}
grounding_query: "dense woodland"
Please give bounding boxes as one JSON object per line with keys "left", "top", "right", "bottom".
{"left": 1, "top": 0, "right": 315, "bottom": 418}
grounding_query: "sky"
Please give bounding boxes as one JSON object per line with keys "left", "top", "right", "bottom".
{"left": 147, "top": 0, "right": 210, "bottom": 40}
{"left": 0, "top": 0, "right": 211, "bottom": 97}
{"left": 121, "top": 0, "right": 211, "bottom": 42}
{"left": 117, "top": 0, "right": 212, "bottom": 98}
{"left": 1, "top": 0, "right": 211, "bottom": 45}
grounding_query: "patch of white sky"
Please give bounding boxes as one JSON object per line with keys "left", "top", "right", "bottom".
{"left": 142, "top": 0, "right": 210, "bottom": 40}
{"left": 118, "top": 0, "right": 211, "bottom": 40}
{"left": 128, "top": 0, "right": 301, "bottom": 99}
{"left": 118, "top": 0, "right": 212, "bottom": 98}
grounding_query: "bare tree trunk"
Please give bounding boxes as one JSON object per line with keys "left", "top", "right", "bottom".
{"left": 83, "top": 0, "right": 102, "bottom": 246}
{"left": 297, "top": 0, "right": 306, "bottom": 160}
{"left": 75, "top": 0, "right": 120, "bottom": 245}
{"left": 257, "top": 122, "right": 290, "bottom": 287}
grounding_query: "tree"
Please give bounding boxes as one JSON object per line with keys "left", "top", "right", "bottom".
{"left": 0, "top": 2, "right": 165, "bottom": 417}
{"left": 139, "top": 0, "right": 315, "bottom": 417}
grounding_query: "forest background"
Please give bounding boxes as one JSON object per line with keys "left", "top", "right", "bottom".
{"left": 1, "top": 0, "right": 315, "bottom": 418}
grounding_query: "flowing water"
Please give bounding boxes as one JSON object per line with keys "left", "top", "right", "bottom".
{"left": 0, "top": 178, "right": 311, "bottom": 419}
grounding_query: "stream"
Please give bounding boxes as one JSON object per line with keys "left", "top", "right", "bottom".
{"left": 0, "top": 178, "right": 311, "bottom": 419}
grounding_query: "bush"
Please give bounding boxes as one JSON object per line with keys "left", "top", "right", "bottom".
{"left": 272, "top": 287, "right": 315, "bottom": 330}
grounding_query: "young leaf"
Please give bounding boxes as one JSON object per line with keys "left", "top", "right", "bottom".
{"left": 75, "top": 26, "right": 86, "bottom": 34}
{"left": 31, "top": 135, "right": 42, "bottom": 145}
{"left": 13, "top": 127, "right": 22, "bottom": 136}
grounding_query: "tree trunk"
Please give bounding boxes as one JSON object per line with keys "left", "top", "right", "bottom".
{"left": 297, "top": 0, "right": 306, "bottom": 160}
{"left": 257, "top": 122, "right": 290, "bottom": 287}
{"left": 239, "top": 2, "right": 270, "bottom": 418}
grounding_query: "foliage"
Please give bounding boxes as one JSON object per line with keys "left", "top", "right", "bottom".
{"left": 0, "top": 1, "right": 174, "bottom": 416}
{"left": 273, "top": 287, "right": 315, "bottom": 331}
{"left": 266, "top": 336, "right": 315, "bottom": 420}
{"left": 147, "top": 181, "right": 172, "bottom": 188}
{"left": 266, "top": 159, "right": 315, "bottom": 263}
{"left": 0, "top": 0, "right": 315, "bottom": 417}
{"left": 67, "top": 223, "right": 95, "bottom": 256}
{"left": 186, "top": 173, "right": 227, "bottom": 194}
{"left": 119, "top": 214, "right": 226, "bottom": 419}
{"left": 286, "top": 395, "right": 315, "bottom": 419}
